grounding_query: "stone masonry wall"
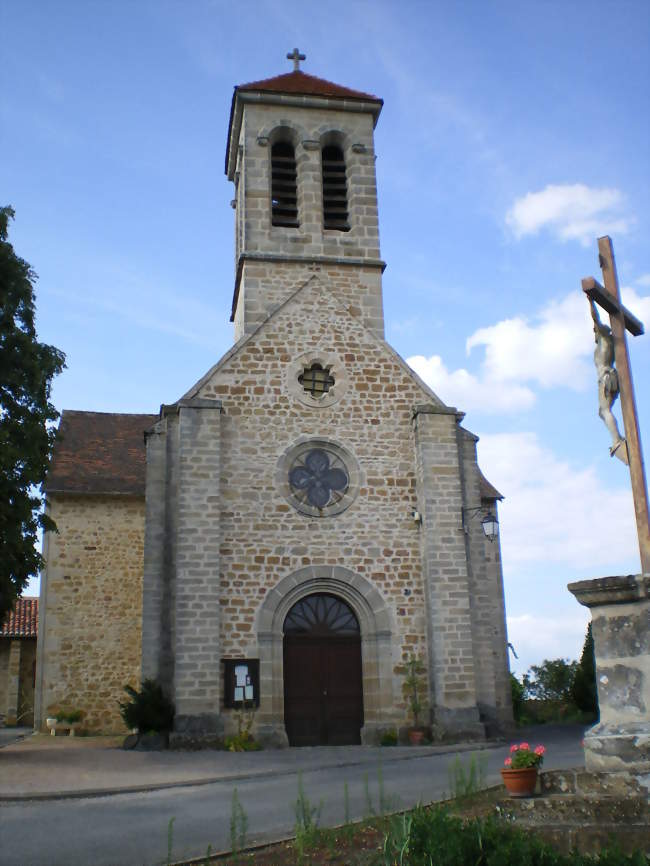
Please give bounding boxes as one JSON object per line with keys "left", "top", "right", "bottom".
{"left": 5, "top": 640, "right": 21, "bottom": 725}
{"left": 18, "top": 639, "right": 36, "bottom": 726}
{"left": 459, "top": 431, "right": 512, "bottom": 733}
{"left": 412, "top": 406, "right": 483, "bottom": 737}
{"left": 38, "top": 496, "right": 145, "bottom": 732}
{"left": 233, "top": 102, "right": 384, "bottom": 340}
{"left": 0, "top": 640, "right": 11, "bottom": 725}
{"left": 237, "top": 103, "right": 380, "bottom": 261}
{"left": 235, "top": 260, "right": 384, "bottom": 346}
{"left": 193, "top": 276, "right": 474, "bottom": 727}
{"left": 173, "top": 401, "right": 223, "bottom": 731}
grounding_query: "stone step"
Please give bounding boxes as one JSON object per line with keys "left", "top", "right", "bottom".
{"left": 495, "top": 767, "right": 650, "bottom": 857}
{"left": 530, "top": 824, "right": 650, "bottom": 858}
{"left": 540, "top": 767, "right": 648, "bottom": 798}
{"left": 499, "top": 793, "right": 649, "bottom": 825}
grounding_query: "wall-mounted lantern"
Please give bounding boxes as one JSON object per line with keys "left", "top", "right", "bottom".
{"left": 462, "top": 506, "right": 499, "bottom": 542}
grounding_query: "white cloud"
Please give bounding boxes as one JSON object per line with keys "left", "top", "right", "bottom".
{"left": 622, "top": 286, "right": 650, "bottom": 326}
{"left": 505, "top": 184, "right": 632, "bottom": 246}
{"left": 408, "top": 291, "right": 596, "bottom": 412}
{"left": 635, "top": 274, "right": 650, "bottom": 288}
{"left": 409, "top": 284, "right": 650, "bottom": 415}
{"left": 466, "top": 291, "right": 593, "bottom": 391}
{"left": 477, "top": 432, "right": 639, "bottom": 571}
{"left": 407, "top": 353, "right": 535, "bottom": 413}
{"left": 507, "top": 611, "right": 590, "bottom": 676}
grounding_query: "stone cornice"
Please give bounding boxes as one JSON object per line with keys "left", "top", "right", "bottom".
{"left": 568, "top": 573, "right": 649, "bottom": 607}
{"left": 231, "top": 252, "right": 386, "bottom": 322}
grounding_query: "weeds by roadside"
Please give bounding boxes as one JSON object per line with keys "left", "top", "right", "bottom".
{"left": 230, "top": 788, "right": 248, "bottom": 856}
{"left": 447, "top": 751, "right": 487, "bottom": 801}
{"left": 293, "top": 770, "right": 323, "bottom": 863}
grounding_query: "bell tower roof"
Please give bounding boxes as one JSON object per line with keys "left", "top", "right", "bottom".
{"left": 237, "top": 69, "right": 382, "bottom": 103}
{"left": 225, "top": 63, "right": 383, "bottom": 178}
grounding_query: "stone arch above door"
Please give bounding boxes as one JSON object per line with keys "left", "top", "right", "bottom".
{"left": 255, "top": 566, "right": 397, "bottom": 746}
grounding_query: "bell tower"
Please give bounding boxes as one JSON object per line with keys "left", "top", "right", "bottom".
{"left": 225, "top": 52, "right": 385, "bottom": 341}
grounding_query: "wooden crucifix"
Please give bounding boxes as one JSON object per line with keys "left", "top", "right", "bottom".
{"left": 582, "top": 235, "right": 650, "bottom": 574}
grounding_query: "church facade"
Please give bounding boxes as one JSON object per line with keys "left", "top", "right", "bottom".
{"left": 35, "top": 61, "right": 512, "bottom": 745}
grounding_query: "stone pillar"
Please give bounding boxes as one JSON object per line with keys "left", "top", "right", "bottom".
{"left": 458, "top": 430, "right": 513, "bottom": 736}
{"left": 141, "top": 417, "right": 168, "bottom": 685}
{"left": 568, "top": 574, "right": 649, "bottom": 777}
{"left": 173, "top": 398, "right": 223, "bottom": 737}
{"left": 412, "top": 404, "right": 484, "bottom": 739}
{"left": 6, "top": 640, "right": 21, "bottom": 726}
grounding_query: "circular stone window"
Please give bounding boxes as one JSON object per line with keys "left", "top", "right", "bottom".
{"left": 276, "top": 438, "right": 361, "bottom": 517}
{"left": 286, "top": 351, "right": 349, "bottom": 408}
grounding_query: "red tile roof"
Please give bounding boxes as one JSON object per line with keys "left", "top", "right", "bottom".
{"left": 46, "top": 411, "right": 157, "bottom": 496}
{"left": 1, "top": 597, "right": 38, "bottom": 638}
{"left": 236, "top": 70, "right": 382, "bottom": 103}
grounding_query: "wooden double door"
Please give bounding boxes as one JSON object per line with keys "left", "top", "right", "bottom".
{"left": 283, "top": 594, "right": 364, "bottom": 746}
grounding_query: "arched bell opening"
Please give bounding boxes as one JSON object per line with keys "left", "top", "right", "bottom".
{"left": 283, "top": 593, "right": 363, "bottom": 746}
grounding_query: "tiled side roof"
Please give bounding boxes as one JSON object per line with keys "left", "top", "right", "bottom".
{"left": 46, "top": 411, "right": 158, "bottom": 496}
{"left": 479, "top": 470, "right": 504, "bottom": 502}
{"left": 236, "top": 70, "right": 382, "bottom": 103}
{"left": 1, "top": 597, "right": 38, "bottom": 637}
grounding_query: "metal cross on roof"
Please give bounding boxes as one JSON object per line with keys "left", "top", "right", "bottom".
{"left": 287, "top": 48, "right": 306, "bottom": 71}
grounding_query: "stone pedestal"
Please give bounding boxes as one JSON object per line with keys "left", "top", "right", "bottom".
{"left": 568, "top": 574, "right": 649, "bottom": 779}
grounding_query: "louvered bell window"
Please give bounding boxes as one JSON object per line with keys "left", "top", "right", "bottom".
{"left": 322, "top": 145, "right": 349, "bottom": 231}
{"left": 271, "top": 141, "right": 299, "bottom": 228}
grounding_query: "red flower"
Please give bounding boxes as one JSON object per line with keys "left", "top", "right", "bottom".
{"left": 504, "top": 757, "right": 512, "bottom": 766}
{"left": 519, "top": 742, "right": 530, "bottom": 750}
{"left": 534, "top": 745, "right": 545, "bottom": 756}
{"left": 510, "top": 744, "right": 518, "bottom": 752}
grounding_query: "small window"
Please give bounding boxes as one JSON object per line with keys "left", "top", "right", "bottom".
{"left": 298, "top": 363, "right": 335, "bottom": 397}
{"left": 322, "top": 144, "right": 349, "bottom": 231}
{"left": 271, "top": 141, "right": 299, "bottom": 227}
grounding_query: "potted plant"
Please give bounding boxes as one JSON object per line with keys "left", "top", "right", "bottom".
{"left": 501, "top": 741, "right": 545, "bottom": 796}
{"left": 56, "top": 709, "right": 83, "bottom": 735}
{"left": 398, "top": 655, "right": 428, "bottom": 745}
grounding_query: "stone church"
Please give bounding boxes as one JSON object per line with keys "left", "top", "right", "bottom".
{"left": 35, "top": 57, "right": 512, "bottom": 745}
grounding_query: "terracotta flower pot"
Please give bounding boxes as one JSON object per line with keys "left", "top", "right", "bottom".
{"left": 408, "top": 729, "right": 425, "bottom": 745}
{"left": 501, "top": 767, "right": 538, "bottom": 797}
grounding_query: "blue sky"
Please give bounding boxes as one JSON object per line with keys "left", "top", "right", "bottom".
{"left": 3, "top": 0, "right": 649, "bottom": 676}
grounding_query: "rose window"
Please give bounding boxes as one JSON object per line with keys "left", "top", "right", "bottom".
{"left": 288, "top": 448, "right": 349, "bottom": 509}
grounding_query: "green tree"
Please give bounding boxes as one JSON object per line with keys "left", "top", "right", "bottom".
{"left": 524, "top": 658, "right": 578, "bottom": 702}
{"left": 571, "top": 622, "right": 598, "bottom": 716}
{"left": 0, "top": 206, "right": 65, "bottom": 622}
{"left": 510, "top": 672, "right": 527, "bottom": 722}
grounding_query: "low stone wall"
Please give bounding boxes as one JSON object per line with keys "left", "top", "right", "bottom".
{"left": 499, "top": 768, "right": 649, "bottom": 856}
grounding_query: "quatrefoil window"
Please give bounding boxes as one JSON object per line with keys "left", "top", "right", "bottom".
{"left": 289, "top": 449, "right": 349, "bottom": 509}
{"left": 277, "top": 439, "right": 360, "bottom": 517}
{"left": 298, "top": 363, "right": 335, "bottom": 397}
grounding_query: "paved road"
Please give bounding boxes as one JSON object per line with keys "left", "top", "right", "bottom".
{"left": 0, "top": 727, "right": 31, "bottom": 749}
{"left": 0, "top": 725, "right": 586, "bottom": 866}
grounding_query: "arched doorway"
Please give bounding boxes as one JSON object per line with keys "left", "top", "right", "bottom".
{"left": 283, "top": 593, "right": 363, "bottom": 746}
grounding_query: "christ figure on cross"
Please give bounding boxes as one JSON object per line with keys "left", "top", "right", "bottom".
{"left": 588, "top": 296, "right": 626, "bottom": 461}
{"left": 582, "top": 235, "right": 649, "bottom": 574}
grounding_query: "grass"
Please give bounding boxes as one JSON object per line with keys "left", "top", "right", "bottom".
{"left": 174, "top": 780, "right": 647, "bottom": 866}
